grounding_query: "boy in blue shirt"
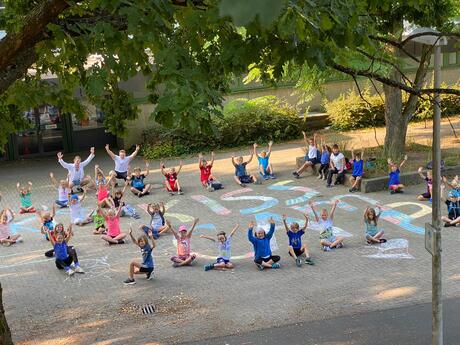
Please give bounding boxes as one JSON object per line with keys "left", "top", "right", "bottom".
{"left": 231, "top": 145, "right": 259, "bottom": 187}
{"left": 247, "top": 218, "right": 280, "bottom": 270}
{"left": 124, "top": 227, "right": 156, "bottom": 285}
{"left": 349, "top": 148, "right": 364, "bottom": 193}
{"left": 254, "top": 141, "right": 276, "bottom": 180}
{"left": 387, "top": 155, "right": 408, "bottom": 194}
{"left": 282, "top": 214, "right": 314, "bottom": 267}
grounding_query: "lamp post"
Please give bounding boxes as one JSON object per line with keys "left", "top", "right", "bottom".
{"left": 405, "top": 27, "right": 448, "bottom": 345}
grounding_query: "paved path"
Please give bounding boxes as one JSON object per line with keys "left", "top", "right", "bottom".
{"left": 184, "top": 297, "right": 460, "bottom": 345}
{"left": 0, "top": 145, "right": 459, "bottom": 345}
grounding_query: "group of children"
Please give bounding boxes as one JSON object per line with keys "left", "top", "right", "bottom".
{"left": 1, "top": 138, "right": 459, "bottom": 283}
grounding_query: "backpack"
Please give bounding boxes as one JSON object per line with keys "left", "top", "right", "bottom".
{"left": 210, "top": 181, "right": 223, "bottom": 190}
{"left": 345, "top": 157, "right": 352, "bottom": 171}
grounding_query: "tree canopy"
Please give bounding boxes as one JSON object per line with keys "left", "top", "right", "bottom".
{"left": 0, "top": 0, "right": 459, "bottom": 150}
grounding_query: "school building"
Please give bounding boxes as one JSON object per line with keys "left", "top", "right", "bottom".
{"left": 2, "top": 42, "right": 460, "bottom": 161}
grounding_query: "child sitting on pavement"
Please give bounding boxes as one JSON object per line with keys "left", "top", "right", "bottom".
{"left": 49, "top": 173, "right": 72, "bottom": 208}
{"left": 254, "top": 141, "right": 276, "bottom": 180}
{"left": 0, "top": 208, "right": 23, "bottom": 246}
{"left": 142, "top": 202, "right": 170, "bottom": 239}
{"left": 161, "top": 161, "right": 184, "bottom": 195}
{"left": 282, "top": 214, "right": 314, "bottom": 267}
{"left": 364, "top": 205, "right": 386, "bottom": 244}
{"left": 349, "top": 148, "right": 364, "bottom": 193}
{"left": 169, "top": 218, "right": 199, "bottom": 267}
{"left": 232, "top": 146, "right": 259, "bottom": 187}
{"left": 37, "top": 204, "right": 56, "bottom": 240}
{"left": 201, "top": 224, "right": 239, "bottom": 271}
{"left": 198, "top": 152, "right": 223, "bottom": 191}
{"left": 387, "top": 155, "right": 408, "bottom": 194}
{"left": 309, "top": 200, "right": 344, "bottom": 251}
{"left": 129, "top": 162, "right": 151, "bottom": 197}
{"left": 47, "top": 225, "right": 84, "bottom": 276}
{"left": 417, "top": 167, "right": 433, "bottom": 201}
{"left": 441, "top": 183, "right": 460, "bottom": 227}
{"left": 17, "top": 181, "right": 35, "bottom": 213}
{"left": 247, "top": 217, "right": 280, "bottom": 270}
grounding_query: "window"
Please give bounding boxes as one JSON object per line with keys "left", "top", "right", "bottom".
{"left": 71, "top": 105, "right": 106, "bottom": 131}
{"left": 448, "top": 52, "right": 457, "bottom": 65}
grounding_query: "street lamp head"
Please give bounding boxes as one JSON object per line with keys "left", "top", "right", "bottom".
{"left": 403, "top": 26, "right": 448, "bottom": 46}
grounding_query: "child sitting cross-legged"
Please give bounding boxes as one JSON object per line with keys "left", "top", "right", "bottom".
{"left": 141, "top": 202, "right": 169, "bottom": 239}
{"left": 46, "top": 225, "right": 84, "bottom": 276}
{"left": 161, "top": 161, "right": 184, "bottom": 195}
{"left": 309, "top": 200, "right": 344, "bottom": 251}
{"left": 99, "top": 205, "right": 127, "bottom": 245}
{"left": 169, "top": 218, "right": 198, "bottom": 267}
{"left": 364, "top": 205, "right": 386, "bottom": 244}
{"left": 231, "top": 146, "right": 259, "bottom": 188}
{"left": 17, "top": 181, "right": 35, "bottom": 213}
{"left": 387, "top": 155, "right": 408, "bottom": 194}
{"left": 201, "top": 224, "right": 239, "bottom": 271}
{"left": 254, "top": 142, "right": 276, "bottom": 180}
{"left": 282, "top": 214, "right": 314, "bottom": 267}
{"left": 247, "top": 217, "right": 280, "bottom": 270}
{"left": 49, "top": 172, "right": 71, "bottom": 208}
{"left": 0, "top": 209, "right": 23, "bottom": 246}
{"left": 123, "top": 226, "right": 156, "bottom": 285}
{"left": 417, "top": 167, "right": 432, "bottom": 201}
{"left": 198, "top": 152, "right": 223, "bottom": 191}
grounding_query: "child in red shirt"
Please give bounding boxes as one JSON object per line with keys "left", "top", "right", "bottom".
{"left": 161, "top": 161, "right": 183, "bottom": 195}
{"left": 198, "top": 152, "right": 223, "bottom": 191}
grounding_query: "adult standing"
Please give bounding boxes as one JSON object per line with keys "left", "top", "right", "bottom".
{"left": 57, "top": 147, "right": 95, "bottom": 192}
{"left": 105, "top": 144, "right": 140, "bottom": 182}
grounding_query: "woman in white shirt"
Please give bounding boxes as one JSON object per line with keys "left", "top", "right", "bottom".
{"left": 293, "top": 132, "right": 319, "bottom": 178}
{"left": 327, "top": 144, "right": 346, "bottom": 188}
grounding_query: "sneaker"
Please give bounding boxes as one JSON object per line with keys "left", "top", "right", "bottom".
{"left": 74, "top": 265, "right": 85, "bottom": 274}
{"left": 117, "top": 239, "right": 125, "bottom": 244}
{"left": 204, "top": 263, "right": 214, "bottom": 271}
{"left": 349, "top": 187, "right": 356, "bottom": 193}
{"left": 132, "top": 213, "right": 141, "bottom": 219}
{"left": 269, "top": 174, "right": 276, "bottom": 179}
{"left": 1, "top": 241, "right": 11, "bottom": 247}
{"left": 295, "top": 258, "right": 302, "bottom": 267}
{"left": 271, "top": 263, "right": 280, "bottom": 269}
{"left": 256, "top": 263, "right": 264, "bottom": 271}
{"left": 444, "top": 223, "right": 452, "bottom": 227}
{"left": 317, "top": 174, "right": 323, "bottom": 179}
{"left": 305, "top": 257, "right": 315, "bottom": 265}
{"left": 19, "top": 209, "right": 25, "bottom": 214}
{"left": 390, "top": 190, "right": 396, "bottom": 195}
{"left": 322, "top": 245, "right": 331, "bottom": 252}
{"left": 66, "top": 268, "right": 75, "bottom": 276}
{"left": 169, "top": 192, "right": 174, "bottom": 196}
{"left": 253, "top": 180, "right": 261, "bottom": 185}
{"left": 379, "top": 239, "right": 387, "bottom": 243}
{"left": 263, "top": 175, "right": 269, "bottom": 180}
{"left": 326, "top": 184, "right": 333, "bottom": 188}
{"left": 146, "top": 271, "right": 154, "bottom": 280}
{"left": 206, "top": 184, "right": 213, "bottom": 192}
{"left": 16, "top": 236, "right": 24, "bottom": 243}
{"left": 292, "top": 172, "right": 300, "bottom": 179}
{"left": 366, "top": 240, "right": 373, "bottom": 245}
{"left": 395, "top": 190, "right": 404, "bottom": 194}
{"left": 123, "top": 278, "right": 136, "bottom": 285}
{"left": 172, "top": 262, "right": 181, "bottom": 268}
{"left": 178, "top": 190, "right": 183, "bottom": 195}
{"left": 240, "top": 183, "right": 246, "bottom": 188}
{"left": 336, "top": 243, "right": 344, "bottom": 249}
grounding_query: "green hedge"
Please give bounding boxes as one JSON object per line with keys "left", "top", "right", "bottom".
{"left": 141, "top": 96, "right": 304, "bottom": 159}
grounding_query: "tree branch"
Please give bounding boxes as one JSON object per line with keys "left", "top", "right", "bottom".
{"left": 401, "top": 31, "right": 460, "bottom": 46}
{"left": 368, "top": 35, "right": 420, "bottom": 62}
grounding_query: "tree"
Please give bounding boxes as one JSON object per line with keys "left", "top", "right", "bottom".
{"left": 0, "top": 283, "right": 13, "bottom": 345}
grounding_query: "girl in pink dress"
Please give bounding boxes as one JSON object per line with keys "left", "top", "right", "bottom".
{"left": 99, "top": 205, "right": 127, "bottom": 245}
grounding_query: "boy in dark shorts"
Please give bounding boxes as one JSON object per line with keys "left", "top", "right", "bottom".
{"left": 129, "top": 162, "right": 151, "bottom": 197}
{"left": 124, "top": 227, "right": 156, "bottom": 285}
{"left": 282, "top": 214, "right": 314, "bottom": 267}
{"left": 232, "top": 146, "right": 259, "bottom": 187}
{"left": 247, "top": 218, "right": 280, "bottom": 270}
{"left": 349, "top": 148, "right": 364, "bottom": 193}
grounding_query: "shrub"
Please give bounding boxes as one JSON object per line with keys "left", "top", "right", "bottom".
{"left": 324, "top": 89, "right": 386, "bottom": 131}
{"left": 141, "top": 96, "right": 304, "bottom": 159}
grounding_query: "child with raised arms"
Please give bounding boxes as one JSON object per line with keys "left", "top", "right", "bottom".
{"left": 161, "top": 161, "right": 183, "bottom": 195}
{"left": 46, "top": 225, "right": 84, "bottom": 276}
{"left": 37, "top": 204, "right": 56, "bottom": 240}
{"left": 92, "top": 165, "right": 115, "bottom": 206}
{"left": 142, "top": 202, "right": 169, "bottom": 239}
{"left": 364, "top": 205, "right": 386, "bottom": 244}
{"left": 387, "top": 155, "right": 408, "bottom": 194}
{"left": 417, "top": 167, "right": 433, "bottom": 201}
{"left": 201, "top": 224, "right": 239, "bottom": 271}
{"left": 318, "top": 139, "right": 331, "bottom": 180}
{"left": 168, "top": 218, "right": 198, "bottom": 267}
{"left": 69, "top": 193, "right": 93, "bottom": 226}
{"left": 0, "top": 209, "right": 23, "bottom": 246}
{"left": 247, "top": 217, "right": 280, "bottom": 270}
{"left": 99, "top": 205, "right": 127, "bottom": 245}
{"left": 49, "top": 172, "right": 71, "bottom": 208}
{"left": 309, "top": 200, "right": 344, "bottom": 251}
{"left": 123, "top": 226, "right": 156, "bottom": 285}
{"left": 17, "top": 181, "right": 35, "bottom": 213}
{"left": 282, "top": 214, "right": 314, "bottom": 267}
{"left": 293, "top": 132, "right": 319, "bottom": 178}
{"left": 349, "top": 148, "right": 364, "bottom": 193}
{"left": 232, "top": 146, "right": 259, "bottom": 188}
{"left": 254, "top": 141, "right": 275, "bottom": 180}
{"left": 129, "top": 162, "right": 151, "bottom": 197}
{"left": 199, "top": 152, "right": 223, "bottom": 191}
{"left": 44, "top": 223, "right": 72, "bottom": 258}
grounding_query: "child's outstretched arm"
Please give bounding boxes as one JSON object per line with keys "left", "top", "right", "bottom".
{"left": 330, "top": 199, "right": 339, "bottom": 220}
{"left": 231, "top": 155, "right": 237, "bottom": 167}
{"left": 313, "top": 132, "right": 317, "bottom": 147}
{"left": 363, "top": 206, "right": 370, "bottom": 221}
{"left": 106, "top": 173, "right": 116, "bottom": 187}
{"left": 267, "top": 141, "right": 273, "bottom": 157}
{"left": 65, "top": 225, "right": 73, "bottom": 242}
{"left": 129, "top": 227, "right": 139, "bottom": 247}
{"left": 80, "top": 189, "right": 87, "bottom": 203}
{"left": 187, "top": 218, "right": 199, "bottom": 238}
{"left": 302, "top": 131, "right": 308, "bottom": 148}
{"left": 176, "top": 161, "right": 183, "bottom": 175}
{"left": 247, "top": 221, "right": 256, "bottom": 243}
{"left": 253, "top": 143, "right": 258, "bottom": 157}
{"left": 418, "top": 167, "right": 426, "bottom": 180}
{"left": 246, "top": 148, "right": 254, "bottom": 164}
{"left": 146, "top": 203, "right": 154, "bottom": 215}
{"left": 281, "top": 214, "right": 290, "bottom": 233}
{"left": 160, "top": 162, "right": 166, "bottom": 176}
{"left": 49, "top": 173, "right": 59, "bottom": 189}
{"left": 51, "top": 204, "right": 56, "bottom": 218}
{"left": 47, "top": 229, "right": 56, "bottom": 246}
{"left": 166, "top": 220, "right": 177, "bottom": 237}
{"left": 160, "top": 201, "right": 166, "bottom": 215}
{"left": 143, "top": 161, "right": 150, "bottom": 177}
{"left": 301, "top": 214, "right": 309, "bottom": 231}
{"left": 229, "top": 223, "right": 239, "bottom": 237}
{"left": 16, "top": 182, "right": 21, "bottom": 193}
{"left": 116, "top": 205, "right": 123, "bottom": 218}
{"left": 375, "top": 205, "right": 382, "bottom": 219}
{"left": 308, "top": 201, "right": 319, "bottom": 222}
{"left": 198, "top": 153, "right": 204, "bottom": 168}
{"left": 266, "top": 217, "right": 276, "bottom": 239}
{"left": 361, "top": 148, "right": 365, "bottom": 161}
{"left": 26, "top": 181, "right": 32, "bottom": 192}
{"left": 122, "top": 179, "right": 129, "bottom": 194}
{"left": 387, "top": 158, "right": 393, "bottom": 172}
{"left": 399, "top": 155, "right": 408, "bottom": 169}
{"left": 210, "top": 151, "right": 215, "bottom": 166}
{"left": 5, "top": 208, "right": 14, "bottom": 222}
{"left": 148, "top": 228, "right": 156, "bottom": 249}
{"left": 199, "top": 234, "right": 215, "bottom": 242}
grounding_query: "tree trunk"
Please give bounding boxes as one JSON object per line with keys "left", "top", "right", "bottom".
{"left": 0, "top": 283, "right": 13, "bottom": 345}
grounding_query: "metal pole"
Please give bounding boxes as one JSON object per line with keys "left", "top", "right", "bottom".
{"left": 432, "top": 43, "right": 443, "bottom": 345}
